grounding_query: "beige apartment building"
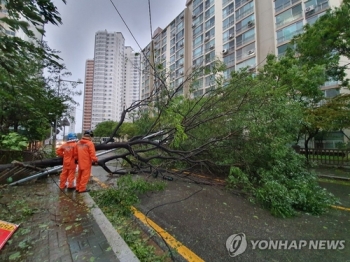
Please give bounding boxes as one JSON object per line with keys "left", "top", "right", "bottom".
{"left": 82, "top": 31, "right": 141, "bottom": 131}
{"left": 82, "top": 60, "right": 94, "bottom": 131}
{"left": 140, "top": 0, "right": 348, "bottom": 148}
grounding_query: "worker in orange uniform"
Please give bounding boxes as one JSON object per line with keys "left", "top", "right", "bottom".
{"left": 75, "top": 130, "right": 98, "bottom": 193}
{"left": 56, "top": 133, "right": 78, "bottom": 190}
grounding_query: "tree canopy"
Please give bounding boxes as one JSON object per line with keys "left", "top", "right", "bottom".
{"left": 0, "top": 0, "right": 81, "bottom": 142}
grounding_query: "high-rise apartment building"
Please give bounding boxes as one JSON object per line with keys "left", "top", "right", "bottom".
{"left": 140, "top": 0, "right": 347, "bottom": 147}
{"left": 124, "top": 46, "right": 141, "bottom": 121}
{"left": 82, "top": 31, "right": 141, "bottom": 130}
{"left": 82, "top": 59, "right": 94, "bottom": 131}
{"left": 0, "top": 4, "right": 43, "bottom": 42}
{"left": 141, "top": 0, "right": 344, "bottom": 98}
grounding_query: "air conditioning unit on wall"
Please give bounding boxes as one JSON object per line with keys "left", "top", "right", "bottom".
{"left": 247, "top": 49, "right": 255, "bottom": 55}
{"left": 305, "top": 5, "right": 315, "bottom": 13}
{"left": 222, "top": 49, "right": 228, "bottom": 54}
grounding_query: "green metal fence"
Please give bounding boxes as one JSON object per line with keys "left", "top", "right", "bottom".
{"left": 299, "top": 148, "right": 350, "bottom": 166}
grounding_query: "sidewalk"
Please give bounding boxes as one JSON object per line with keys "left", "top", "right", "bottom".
{"left": 0, "top": 175, "right": 138, "bottom": 262}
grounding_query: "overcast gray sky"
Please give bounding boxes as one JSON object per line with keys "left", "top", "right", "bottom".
{"left": 44, "top": 0, "right": 186, "bottom": 133}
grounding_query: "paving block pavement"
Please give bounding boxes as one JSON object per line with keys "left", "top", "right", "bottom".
{"left": 0, "top": 175, "right": 139, "bottom": 262}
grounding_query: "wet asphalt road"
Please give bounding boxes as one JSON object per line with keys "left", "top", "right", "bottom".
{"left": 91, "top": 154, "right": 350, "bottom": 262}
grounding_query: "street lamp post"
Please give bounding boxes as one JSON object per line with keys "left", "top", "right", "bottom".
{"left": 52, "top": 76, "right": 83, "bottom": 153}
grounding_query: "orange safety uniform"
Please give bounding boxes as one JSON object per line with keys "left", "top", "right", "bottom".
{"left": 75, "top": 136, "right": 98, "bottom": 192}
{"left": 56, "top": 140, "right": 77, "bottom": 189}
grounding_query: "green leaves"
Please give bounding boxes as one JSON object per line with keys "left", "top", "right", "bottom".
{"left": 0, "top": 132, "right": 28, "bottom": 150}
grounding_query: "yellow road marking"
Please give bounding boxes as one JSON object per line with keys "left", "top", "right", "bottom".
{"left": 131, "top": 206, "right": 204, "bottom": 262}
{"left": 331, "top": 205, "right": 350, "bottom": 212}
{"left": 91, "top": 174, "right": 204, "bottom": 261}
{"left": 91, "top": 175, "right": 109, "bottom": 188}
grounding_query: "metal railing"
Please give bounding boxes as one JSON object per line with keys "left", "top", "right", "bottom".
{"left": 299, "top": 148, "right": 350, "bottom": 166}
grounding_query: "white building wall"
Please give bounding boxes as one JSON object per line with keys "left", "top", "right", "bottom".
{"left": 124, "top": 46, "right": 141, "bottom": 121}
{"left": 91, "top": 31, "right": 125, "bottom": 129}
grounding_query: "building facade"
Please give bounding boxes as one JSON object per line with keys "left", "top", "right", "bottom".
{"left": 123, "top": 46, "right": 141, "bottom": 121}
{"left": 82, "top": 59, "right": 94, "bottom": 131}
{"left": 139, "top": 0, "right": 347, "bottom": 148}
{"left": 83, "top": 31, "right": 141, "bottom": 130}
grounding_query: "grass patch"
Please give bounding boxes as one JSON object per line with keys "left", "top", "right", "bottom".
{"left": 90, "top": 175, "right": 170, "bottom": 261}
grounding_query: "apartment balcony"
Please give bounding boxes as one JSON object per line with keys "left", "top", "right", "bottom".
{"left": 236, "top": 21, "right": 255, "bottom": 35}
{"left": 222, "top": 0, "right": 233, "bottom": 8}
{"left": 223, "top": 8, "right": 234, "bottom": 19}
{"left": 223, "top": 20, "right": 235, "bottom": 31}
{"left": 236, "top": 35, "right": 255, "bottom": 48}
{"left": 276, "top": 13, "right": 303, "bottom": 28}
{"left": 277, "top": 28, "right": 303, "bottom": 44}
{"left": 235, "top": 0, "right": 253, "bottom": 9}
{"left": 225, "top": 60, "right": 235, "bottom": 68}
{"left": 275, "top": 0, "right": 300, "bottom": 13}
{"left": 236, "top": 7, "right": 254, "bottom": 21}
{"left": 305, "top": 2, "right": 330, "bottom": 18}
{"left": 236, "top": 51, "right": 255, "bottom": 63}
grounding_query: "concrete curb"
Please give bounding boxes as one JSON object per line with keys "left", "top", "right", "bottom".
{"left": 318, "top": 174, "right": 350, "bottom": 181}
{"left": 82, "top": 193, "right": 140, "bottom": 262}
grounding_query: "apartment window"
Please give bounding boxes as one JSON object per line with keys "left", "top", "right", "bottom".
{"left": 223, "top": 14, "right": 235, "bottom": 30}
{"left": 276, "top": 4, "right": 302, "bottom": 28}
{"left": 193, "top": 13, "right": 204, "bottom": 26}
{"left": 162, "top": 37, "right": 167, "bottom": 46}
{"left": 305, "top": 0, "right": 329, "bottom": 17}
{"left": 236, "top": 15, "right": 255, "bottom": 34}
{"left": 205, "top": 50, "right": 215, "bottom": 64}
{"left": 193, "top": 56, "right": 204, "bottom": 66}
{"left": 205, "top": 6, "right": 215, "bottom": 20}
{"left": 176, "top": 40, "right": 184, "bottom": 50}
{"left": 177, "top": 21, "right": 184, "bottom": 31}
{"left": 275, "top": 0, "right": 300, "bottom": 13}
{"left": 193, "top": 24, "right": 203, "bottom": 37}
{"left": 205, "top": 76, "right": 216, "bottom": 88}
{"left": 236, "top": 29, "right": 255, "bottom": 47}
{"left": 193, "top": 89, "right": 204, "bottom": 98}
{"left": 193, "top": 35, "right": 203, "bottom": 48}
{"left": 276, "top": 20, "right": 303, "bottom": 44}
{"left": 306, "top": 11, "right": 326, "bottom": 25}
{"left": 205, "top": 0, "right": 214, "bottom": 9}
{"left": 193, "top": 46, "right": 203, "bottom": 59}
{"left": 236, "top": 42, "right": 255, "bottom": 61}
{"left": 193, "top": 3, "right": 204, "bottom": 17}
{"left": 223, "top": 0, "right": 233, "bottom": 6}
{"left": 223, "top": 28, "right": 235, "bottom": 43}
{"left": 176, "top": 48, "right": 184, "bottom": 59}
{"left": 205, "top": 27, "right": 215, "bottom": 40}
{"left": 205, "top": 17, "right": 215, "bottom": 30}
{"left": 223, "top": 39, "right": 235, "bottom": 53}
{"left": 193, "top": 0, "right": 203, "bottom": 9}
{"left": 176, "top": 29, "right": 184, "bottom": 41}
{"left": 235, "top": 1, "right": 254, "bottom": 21}
{"left": 205, "top": 39, "right": 215, "bottom": 52}
{"left": 161, "top": 45, "right": 167, "bottom": 53}
{"left": 191, "top": 78, "right": 203, "bottom": 90}
{"left": 223, "top": 3, "right": 234, "bottom": 19}
{"left": 323, "top": 88, "right": 340, "bottom": 98}
{"left": 170, "top": 46, "right": 176, "bottom": 55}
{"left": 223, "top": 53, "right": 235, "bottom": 67}
{"left": 223, "top": 67, "right": 235, "bottom": 79}
{"left": 170, "top": 55, "right": 175, "bottom": 63}
{"left": 236, "top": 57, "right": 256, "bottom": 70}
